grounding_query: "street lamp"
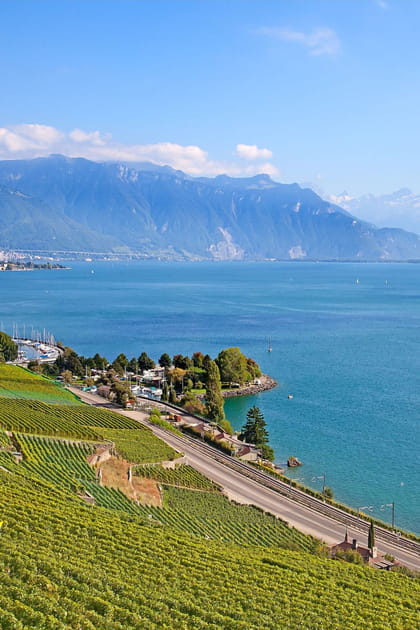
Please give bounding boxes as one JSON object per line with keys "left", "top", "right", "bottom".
{"left": 358, "top": 502, "right": 395, "bottom": 530}
{"left": 311, "top": 473, "right": 326, "bottom": 493}
{"left": 380, "top": 502, "right": 395, "bottom": 530}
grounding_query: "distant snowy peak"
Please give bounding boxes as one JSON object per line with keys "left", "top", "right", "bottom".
{"left": 329, "top": 189, "right": 420, "bottom": 234}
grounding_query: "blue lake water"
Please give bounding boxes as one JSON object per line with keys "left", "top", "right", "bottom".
{"left": 0, "top": 261, "right": 419, "bottom": 533}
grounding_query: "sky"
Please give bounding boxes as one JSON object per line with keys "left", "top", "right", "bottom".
{"left": 1, "top": 0, "right": 420, "bottom": 196}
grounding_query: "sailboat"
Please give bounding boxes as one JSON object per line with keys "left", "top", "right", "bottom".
{"left": 267, "top": 337, "right": 273, "bottom": 353}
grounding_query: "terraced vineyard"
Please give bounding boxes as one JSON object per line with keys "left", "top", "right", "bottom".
{"left": 135, "top": 463, "right": 220, "bottom": 490}
{"left": 0, "top": 396, "right": 144, "bottom": 439}
{"left": 0, "top": 364, "right": 80, "bottom": 404}
{"left": 14, "top": 433, "right": 97, "bottom": 491}
{"left": 0, "top": 470, "right": 418, "bottom": 630}
{"left": 84, "top": 477, "right": 323, "bottom": 552}
{"left": 99, "top": 427, "right": 180, "bottom": 463}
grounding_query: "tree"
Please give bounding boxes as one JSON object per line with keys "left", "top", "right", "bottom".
{"left": 202, "top": 354, "right": 212, "bottom": 371}
{"left": 169, "top": 387, "right": 178, "bottom": 405}
{"left": 219, "top": 418, "right": 234, "bottom": 435}
{"left": 0, "top": 331, "right": 18, "bottom": 362}
{"left": 216, "top": 347, "right": 251, "bottom": 385}
{"left": 55, "top": 346, "right": 84, "bottom": 377}
{"left": 92, "top": 352, "right": 108, "bottom": 370}
{"left": 368, "top": 521, "right": 375, "bottom": 550}
{"left": 62, "top": 369, "right": 73, "bottom": 384}
{"left": 192, "top": 352, "right": 204, "bottom": 368}
{"left": 323, "top": 487, "right": 334, "bottom": 499}
{"left": 113, "top": 353, "right": 128, "bottom": 369}
{"left": 205, "top": 360, "right": 225, "bottom": 422}
{"left": 260, "top": 444, "right": 275, "bottom": 462}
{"left": 173, "top": 354, "right": 192, "bottom": 369}
{"left": 138, "top": 352, "right": 155, "bottom": 372}
{"left": 27, "top": 360, "right": 42, "bottom": 373}
{"left": 246, "top": 357, "right": 262, "bottom": 379}
{"left": 127, "top": 357, "right": 138, "bottom": 373}
{"left": 180, "top": 391, "right": 206, "bottom": 415}
{"left": 110, "top": 381, "right": 131, "bottom": 407}
{"left": 161, "top": 381, "right": 169, "bottom": 402}
{"left": 241, "top": 406, "right": 269, "bottom": 446}
{"left": 159, "top": 353, "right": 171, "bottom": 368}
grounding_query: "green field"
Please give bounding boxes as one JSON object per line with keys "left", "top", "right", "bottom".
{"left": 0, "top": 364, "right": 81, "bottom": 405}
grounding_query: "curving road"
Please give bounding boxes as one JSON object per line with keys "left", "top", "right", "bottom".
{"left": 73, "top": 388, "right": 420, "bottom": 571}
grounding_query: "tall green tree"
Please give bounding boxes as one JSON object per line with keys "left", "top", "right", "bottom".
{"left": 0, "top": 331, "right": 18, "bottom": 362}
{"left": 159, "top": 353, "right": 172, "bottom": 368}
{"left": 113, "top": 353, "right": 128, "bottom": 368}
{"left": 192, "top": 352, "right": 204, "bottom": 368}
{"left": 110, "top": 381, "right": 131, "bottom": 407}
{"left": 368, "top": 521, "right": 375, "bottom": 550}
{"left": 128, "top": 357, "right": 138, "bottom": 373}
{"left": 92, "top": 352, "right": 108, "bottom": 370}
{"left": 241, "top": 406, "right": 269, "bottom": 446}
{"left": 216, "top": 347, "right": 252, "bottom": 385}
{"left": 138, "top": 352, "right": 155, "bottom": 372}
{"left": 55, "top": 346, "right": 84, "bottom": 376}
{"left": 169, "top": 386, "right": 178, "bottom": 405}
{"left": 205, "top": 360, "right": 225, "bottom": 422}
{"left": 173, "top": 354, "right": 192, "bottom": 369}
{"left": 161, "top": 381, "right": 169, "bottom": 402}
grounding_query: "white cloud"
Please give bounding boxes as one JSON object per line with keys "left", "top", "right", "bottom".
{"left": 0, "top": 124, "right": 280, "bottom": 179}
{"left": 235, "top": 144, "right": 273, "bottom": 161}
{"left": 258, "top": 26, "right": 341, "bottom": 56}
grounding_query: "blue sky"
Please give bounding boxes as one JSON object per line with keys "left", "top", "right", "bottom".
{"left": 1, "top": 0, "right": 419, "bottom": 195}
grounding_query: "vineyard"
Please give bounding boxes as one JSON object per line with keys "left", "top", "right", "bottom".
{"left": 99, "top": 427, "right": 179, "bottom": 463}
{"left": 0, "top": 364, "right": 80, "bottom": 405}
{"left": 0, "top": 470, "right": 419, "bottom": 630}
{"left": 135, "top": 463, "right": 220, "bottom": 490}
{"left": 14, "top": 433, "right": 97, "bottom": 491}
{"left": 0, "top": 366, "right": 419, "bottom": 628}
{"left": 0, "top": 396, "right": 147, "bottom": 438}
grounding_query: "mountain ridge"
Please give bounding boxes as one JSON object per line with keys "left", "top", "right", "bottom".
{"left": 0, "top": 155, "right": 419, "bottom": 260}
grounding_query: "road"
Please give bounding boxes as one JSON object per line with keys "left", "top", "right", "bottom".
{"left": 73, "top": 388, "right": 420, "bottom": 570}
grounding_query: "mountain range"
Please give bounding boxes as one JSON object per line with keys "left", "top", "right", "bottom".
{"left": 0, "top": 155, "right": 419, "bottom": 261}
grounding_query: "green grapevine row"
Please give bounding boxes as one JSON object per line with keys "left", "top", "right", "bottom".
{"left": 135, "top": 464, "right": 220, "bottom": 490}
{"left": 0, "top": 364, "right": 80, "bottom": 405}
{"left": 99, "top": 428, "right": 180, "bottom": 464}
{"left": 0, "top": 470, "right": 418, "bottom": 630}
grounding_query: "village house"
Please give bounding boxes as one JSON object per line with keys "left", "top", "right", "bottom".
{"left": 330, "top": 531, "right": 398, "bottom": 570}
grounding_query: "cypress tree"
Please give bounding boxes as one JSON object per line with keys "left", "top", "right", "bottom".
{"left": 161, "top": 382, "right": 169, "bottom": 402}
{"left": 205, "top": 360, "right": 225, "bottom": 422}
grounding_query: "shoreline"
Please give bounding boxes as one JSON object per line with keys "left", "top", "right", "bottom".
{"left": 221, "top": 374, "right": 277, "bottom": 398}
{"left": 196, "top": 374, "right": 277, "bottom": 401}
